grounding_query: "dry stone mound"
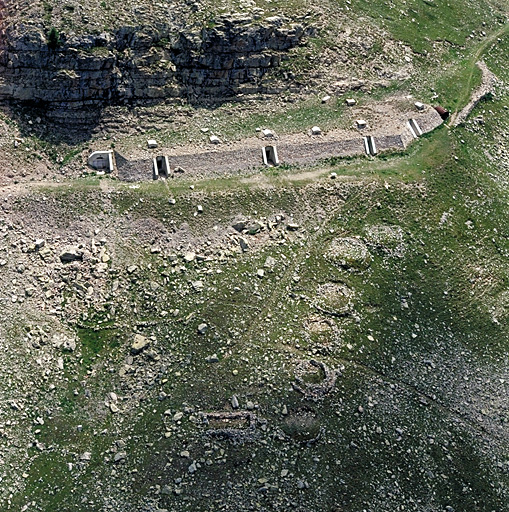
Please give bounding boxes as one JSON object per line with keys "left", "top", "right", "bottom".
{"left": 363, "top": 224, "right": 405, "bottom": 257}
{"left": 326, "top": 237, "right": 371, "bottom": 270}
{"left": 314, "top": 282, "right": 353, "bottom": 315}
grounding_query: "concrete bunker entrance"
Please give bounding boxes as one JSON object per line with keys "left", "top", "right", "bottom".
{"left": 363, "top": 136, "right": 377, "bottom": 156}
{"left": 153, "top": 156, "right": 170, "bottom": 179}
{"left": 262, "top": 145, "right": 279, "bottom": 166}
{"left": 407, "top": 118, "right": 423, "bottom": 138}
{"left": 88, "top": 151, "right": 114, "bottom": 172}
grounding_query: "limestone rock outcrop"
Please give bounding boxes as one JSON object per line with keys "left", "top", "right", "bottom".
{"left": 0, "top": 9, "right": 314, "bottom": 127}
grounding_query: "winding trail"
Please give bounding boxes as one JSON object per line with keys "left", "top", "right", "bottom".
{"left": 452, "top": 61, "right": 498, "bottom": 126}
{"left": 449, "top": 24, "right": 508, "bottom": 126}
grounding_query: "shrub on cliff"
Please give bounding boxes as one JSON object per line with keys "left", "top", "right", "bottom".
{"left": 47, "top": 28, "right": 61, "bottom": 50}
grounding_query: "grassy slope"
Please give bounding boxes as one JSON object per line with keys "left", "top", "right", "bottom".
{"left": 9, "top": 80, "right": 509, "bottom": 511}
{"left": 343, "top": 0, "right": 505, "bottom": 52}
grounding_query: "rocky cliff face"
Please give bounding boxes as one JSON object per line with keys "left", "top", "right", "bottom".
{"left": 170, "top": 15, "right": 311, "bottom": 97}
{"left": 0, "top": 11, "right": 313, "bottom": 129}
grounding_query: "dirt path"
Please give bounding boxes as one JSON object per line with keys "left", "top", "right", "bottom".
{"left": 452, "top": 61, "right": 498, "bottom": 126}
{"left": 449, "top": 24, "right": 508, "bottom": 126}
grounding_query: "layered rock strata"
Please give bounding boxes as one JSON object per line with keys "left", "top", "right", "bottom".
{"left": 0, "top": 10, "right": 313, "bottom": 128}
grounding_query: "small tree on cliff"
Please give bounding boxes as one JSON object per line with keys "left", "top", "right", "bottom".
{"left": 47, "top": 28, "right": 61, "bottom": 50}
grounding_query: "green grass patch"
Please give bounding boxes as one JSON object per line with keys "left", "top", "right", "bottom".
{"left": 341, "top": 0, "right": 503, "bottom": 53}
{"left": 77, "top": 327, "right": 120, "bottom": 366}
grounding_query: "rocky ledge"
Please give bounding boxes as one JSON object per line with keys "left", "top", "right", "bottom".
{"left": 0, "top": 11, "right": 314, "bottom": 128}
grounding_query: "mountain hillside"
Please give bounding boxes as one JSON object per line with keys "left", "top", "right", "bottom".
{"left": 0, "top": 1, "right": 507, "bottom": 511}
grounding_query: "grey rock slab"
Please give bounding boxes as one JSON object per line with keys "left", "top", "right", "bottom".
{"left": 59, "top": 248, "right": 83, "bottom": 263}
{"left": 131, "top": 334, "right": 150, "bottom": 355}
{"left": 62, "top": 338, "right": 77, "bottom": 352}
{"left": 239, "top": 237, "right": 248, "bottom": 252}
{"left": 264, "top": 256, "right": 276, "bottom": 268}
{"left": 34, "top": 239, "right": 46, "bottom": 250}
{"left": 80, "top": 452, "right": 92, "bottom": 461}
{"left": 113, "top": 452, "right": 127, "bottom": 463}
{"left": 232, "top": 220, "right": 247, "bottom": 232}
{"left": 192, "top": 280, "right": 204, "bottom": 291}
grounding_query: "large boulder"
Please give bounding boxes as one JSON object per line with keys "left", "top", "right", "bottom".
{"left": 59, "top": 247, "right": 83, "bottom": 263}
{"left": 131, "top": 334, "right": 150, "bottom": 355}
